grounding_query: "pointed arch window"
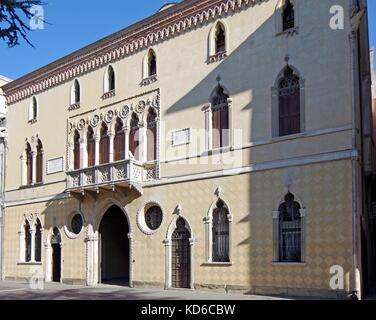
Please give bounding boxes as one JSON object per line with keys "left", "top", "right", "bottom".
{"left": 35, "top": 219, "right": 42, "bottom": 262}
{"left": 87, "top": 127, "right": 95, "bottom": 167}
{"left": 73, "top": 130, "right": 80, "bottom": 170}
{"left": 25, "top": 220, "right": 31, "bottom": 262}
{"left": 29, "top": 97, "right": 38, "bottom": 122}
{"left": 278, "top": 66, "right": 301, "bottom": 136}
{"left": 211, "top": 86, "right": 229, "bottom": 149}
{"left": 36, "top": 139, "right": 43, "bottom": 184}
{"left": 114, "top": 118, "right": 125, "bottom": 162}
{"left": 212, "top": 200, "right": 230, "bottom": 262}
{"left": 99, "top": 123, "right": 109, "bottom": 164}
{"left": 282, "top": 0, "right": 295, "bottom": 31}
{"left": 108, "top": 65, "right": 115, "bottom": 91}
{"left": 215, "top": 23, "right": 226, "bottom": 54}
{"left": 147, "top": 108, "right": 157, "bottom": 161}
{"left": 148, "top": 50, "right": 157, "bottom": 77}
{"left": 72, "top": 79, "right": 80, "bottom": 105}
{"left": 26, "top": 143, "right": 33, "bottom": 186}
{"left": 129, "top": 113, "right": 140, "bottom": 160}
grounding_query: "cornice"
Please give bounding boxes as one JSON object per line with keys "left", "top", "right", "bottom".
{"left": 3, "top": 0, "right": 257, "bottom": 105}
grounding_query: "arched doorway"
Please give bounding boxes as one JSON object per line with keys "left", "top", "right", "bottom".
{"left": 99, "top": 205, "right": 130, "bottom": 285}
{"left": 51, "top": 227, "right": 62, "bottom": 283}
{"left": 171, "top": 218, "right": 191, "bottom": 289}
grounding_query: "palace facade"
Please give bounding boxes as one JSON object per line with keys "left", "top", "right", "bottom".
{"left": 1, "top": 0, "right": 375, "bottom": 298}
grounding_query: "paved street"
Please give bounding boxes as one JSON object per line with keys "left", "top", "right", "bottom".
{"left": 0, "top": 280, "right": 290, "bottom": 300}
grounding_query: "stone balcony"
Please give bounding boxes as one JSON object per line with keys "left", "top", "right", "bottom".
{"left": 66, "top": 159, "right": 157, "bottom": 197}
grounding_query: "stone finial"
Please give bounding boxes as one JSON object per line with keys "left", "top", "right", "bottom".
{"left": 174, "top": 204, "right": 182, "bottom": 215}
{"left": 215, "top": 186, "right": 222, "bottom": 198}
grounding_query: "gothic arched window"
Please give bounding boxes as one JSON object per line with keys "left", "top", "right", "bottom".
{"left": 73, "top": 130, "right": 80, "bottom": 170}
{"left": 26, "top": 143, "right": 33, "bottom": 186}
{"left": 99, "top": 123, "right": 109, "bottom": 164}
{"left": 211, "top": 86, "right": 229, "bottom": 149}
{"left": 25, "top": 220, "right": 31, "bottom": 262}
{"left": 36, "top": 139, "right": 43, "bottom": 184}
{"left": 87, "top": 126, "right": 95, "bottom": 167}
{"left": 148, "top": 50, "right": 157, "bottom": 77}
{"left": 114, "top": 118, "right": 125, "bottom": 162}
{"left": 278, "top": 192, "right": 302, "bottom": 262}
{"left": 35, "top": 219, "right": 42, "bottom": 262}
{"left": 108, "top": 65, "right": 115, "bottom": 92}
{"left": 129, "top": 113, "right": 140, "bottom": 160}
{"left": 282, "top": 0, "right": 295, "bottom": 31}
{"left": 215, "top": 23, "right": 226, "bottom": 54}
{"left": 212, "top": 200, "right": 230, "bottom": 262}
{"left": 147, "top": 109, "right": 157, "bottom": 161}
{"left": 278, "top": 66, "right": 301, "bottom": 136}
{"left": 73, "top": 79, "right": 80, "bottom": 104}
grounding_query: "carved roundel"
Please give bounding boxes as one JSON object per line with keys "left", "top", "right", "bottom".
{"left": 105, "top": 110, "right": 115, "bottom": 123}
{"left": 136, "top": 100, "right": 146, "bottom": 114}
{"left": 119, "top": 105, "right": 130, "bottom": 119}
{"left": 78, "top": 119, "right": 86, "bottom": 130}
{"left": 90, "top": 114, "right": 100, "bottom": 127}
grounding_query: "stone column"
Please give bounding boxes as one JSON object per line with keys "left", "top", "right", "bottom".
{"left": 94, "top": 134, "right": 100, "bottom": 166}
{"left": 20, "top": 154, "right": 27, "bottom": 186}
{"left": 128, "top": 232, "right": 134, "bottom": 288}
{"left": 203, "top": 104, "right": 213, "bottom": 151}
{"left": 123, "top": 126, "right": 130, "bottom": 160}
{"left": 189, "top": 238, "right": 195, "bottom": 289}
{"left": 203, "top": 216, "right": 212, "bottom": 263}
{"left": 272, "top": 210, "right": 280, "bottom": 262}
{"left": 108, "top": 131, "right": 115, "bottom": 163}
{"left": 227, "top": 98, "right": 233, "bottom": 148}
{"left": 163, "top": 239, "right": 171, "bottom": 289}
{"left": 31, "top": 151, "right": 37, "bottom": 185}
{"left": 30, "top": 228, "right": 36, "bottom": 262}
{"left": 19, "top": 230, "right": 25, "bottom": 262}
{"left": 45, "top": 242, "right": 52, "bottom": 282}
{"left": 139, "top": 122, "right": 147, "bottom": 162}
{"left": 68, "top": 141, "right": 74, "bottom": 171}
{"left": 79, "top": 137, "right": 87, "bottom": 168}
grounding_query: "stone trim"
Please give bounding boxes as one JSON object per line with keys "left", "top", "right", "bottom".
{"left": 3, "top": 0, "right": 257, "bottom": 105}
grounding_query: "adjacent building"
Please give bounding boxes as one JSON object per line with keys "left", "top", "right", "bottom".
{"left": 0, "top": 75, "right": 11, "bottom": 280}
{"left": 1, "top": 0, "right": 374, "bottom": 298}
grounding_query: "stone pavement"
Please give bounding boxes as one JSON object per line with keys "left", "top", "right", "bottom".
{"left": 0, "top": 280, "right": 292, "bottom": 300}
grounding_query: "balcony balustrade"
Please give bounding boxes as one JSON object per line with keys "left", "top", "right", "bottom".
{"left": 67, "top": 159, "right": 156, "bottom": 193}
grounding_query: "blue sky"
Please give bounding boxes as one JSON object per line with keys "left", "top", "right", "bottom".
{"left": 0, "top": 0, "right": 375, "bottom": 80}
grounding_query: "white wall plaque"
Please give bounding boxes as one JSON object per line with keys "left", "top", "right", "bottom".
{"left": 47, "top": 157, "right": 64, "bottom": 174}
{"left": 172, "top": 128, "right": 191, "bottom": 146}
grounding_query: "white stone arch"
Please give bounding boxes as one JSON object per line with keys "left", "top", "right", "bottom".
{"left": 28, "top": 96, "right": 39, "bottom": 122}
{"left": 126, "top": 111, "right": 142, "bottom": 160}
{"left": 208, "top": 19, "right": 230, "bottom": 57}
{"left": 103, "top": 64, "right": 116, "bottom": 93}
{"left": 204, "top": 193, "right": 233, "bottom": 264}
{"left": 137, "top": 199, "right": 166, "bottom": 235}
{"left": 271, "top": 62, "right": 306, "bottom": 138}
{"left": 70, "top": 78, "right": 81, "bottom": 105}
{"left": 44, "top": 226, "right": 63, "bottom": 283}
{"left": 142, "top": 48, "right": 158, "bottom": 79}
{"left": 272, "top": 189, "right": 306, "bottom": 263}
{"left": 164, "top": 209, "right": 195, "bottom": 289}
{"left": 87, "top": 198, "right": 134, "bottom": 287}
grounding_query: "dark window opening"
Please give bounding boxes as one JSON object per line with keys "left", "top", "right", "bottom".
{"left": 282, "top": 0, "right": 295, "bottom": 31}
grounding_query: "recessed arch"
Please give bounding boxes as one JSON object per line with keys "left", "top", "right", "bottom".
{"left": 28, "top": 96, "right": 38, "bottom": 122}
{"left": 70, "top": 79, "right": 81, "bottom": 105}
{"left": 143, "top": 48, "right": 157, "bottom": 79}
{"left": 208, "top": 20, "right": 230, "bottom": 58}
{"left": 164, "top": 212, "right": 195, "bottom": 289}
{"left": 104, "top": 65, "right": 116, "bottom": 93}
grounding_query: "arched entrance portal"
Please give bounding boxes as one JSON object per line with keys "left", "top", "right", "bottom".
{"left": 51, "top": 227, "right": 62, "bottom": 283}
{"left": 99, "top": 205, "right": 130, "bottom": 285}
